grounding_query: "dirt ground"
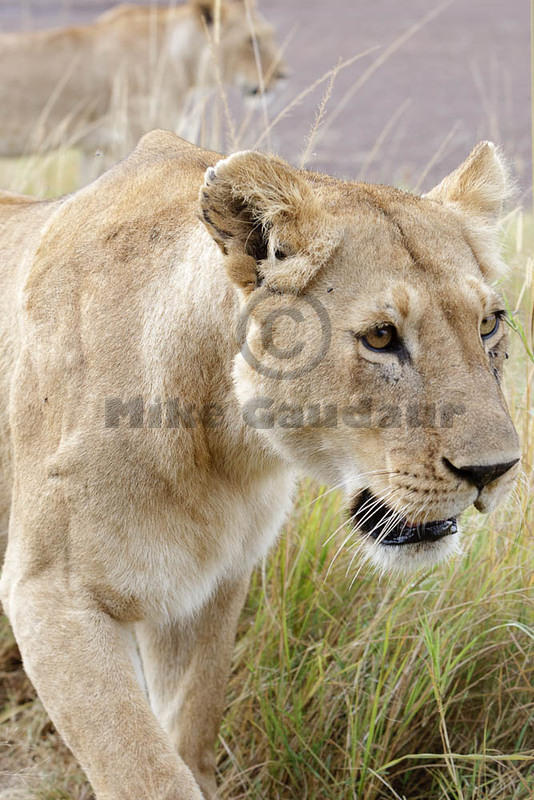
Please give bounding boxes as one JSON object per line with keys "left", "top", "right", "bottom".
{"left": 1, "top": 0, "right": 530, "bottom": 194}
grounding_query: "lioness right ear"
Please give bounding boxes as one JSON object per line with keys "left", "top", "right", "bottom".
{"left": 425, "top": 141, "right": 513, "bottom": 280}
{"left": 425, "top": 141, "right": 510, "bottom": 222}
{"left": 199, "top": 151, "right": 341, "bottom": 293}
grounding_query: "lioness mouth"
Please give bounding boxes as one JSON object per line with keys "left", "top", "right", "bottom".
{"left": 351, "top": 489, "right": 458, "bottom": 546}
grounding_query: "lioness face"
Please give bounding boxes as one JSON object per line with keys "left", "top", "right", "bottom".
{"left": 193, "top": 0, "right": 286, "bottom": 95}
{"left": 201, "top": 142, "right": 520, "bottom": 572}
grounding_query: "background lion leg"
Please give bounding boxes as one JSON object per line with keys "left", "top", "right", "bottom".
{"left": 1, "top": 575, "right": 204, "bottom": 800}
{"left": 136, "top": 573, "right": 251, "bottom": 800}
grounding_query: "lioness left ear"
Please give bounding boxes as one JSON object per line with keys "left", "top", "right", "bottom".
{"left": 199, "top": 151, "right": 341, "bottom": 293}
{"left": 425, "top": 141, "right": 510, "bottom": 221}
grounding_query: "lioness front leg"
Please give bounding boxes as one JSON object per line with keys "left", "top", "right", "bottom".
{"left": 137, "top": 573, "right": 251, "bottom": 799}
{"left": 1, "top": 575, "right": 204, "bottom": 800}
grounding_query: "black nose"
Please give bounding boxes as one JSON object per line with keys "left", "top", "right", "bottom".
{"left": 443, "top": 457, "right": 519, "bottom": 490}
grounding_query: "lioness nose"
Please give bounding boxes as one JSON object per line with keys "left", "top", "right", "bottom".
{"left": 443, "top": 457, "right": 520, "bottom": 490}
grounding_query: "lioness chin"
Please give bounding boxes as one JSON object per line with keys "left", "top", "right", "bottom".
{"left": 0, "top": 132, "right": 519, "bottom": 799}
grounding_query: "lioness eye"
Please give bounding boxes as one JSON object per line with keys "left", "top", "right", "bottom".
{"left": 480, "top": 313, "right": 499, "bottom": 339}
{"left": 361, "top": 325, "right": 397, "bottom": 351}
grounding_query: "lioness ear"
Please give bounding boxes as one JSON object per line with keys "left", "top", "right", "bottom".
{"left": 200, "top": 151, "right": 341, "bottom": 293}
{"left": 425, "top": 142, "right": 512, "bottom": 280}
{"left": 190, "top": 0, "right": 215, "bottom": 26}
{"left": 425, "top": 141, "right": 510, "bottom": 221}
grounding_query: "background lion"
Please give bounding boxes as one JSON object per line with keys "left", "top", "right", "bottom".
{"left": 0, "top": 1, "right": 285, "bottom": 165}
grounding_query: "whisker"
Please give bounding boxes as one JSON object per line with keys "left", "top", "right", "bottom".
{"left": 325, "top": 488, "right": 400, "bottom": 577}
{"left": 349, "top": 488, "right": 398, "bottom": 530}
{"left": 303, "top": 480, "right": 346, "bottom": 509}
{"left": 304, "top": 468, "right": 401, "bottom": 510}
{"left": 346, "top": 489, "right": 418, "bottom": 580}
{"left": 323, "top": 486, "right": 397, "bottom": 549}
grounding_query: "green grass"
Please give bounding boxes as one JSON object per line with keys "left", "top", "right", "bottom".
{"left": 220, "top": 479, "right": 533, "bottom": 799}
{"left": 0, "top": 176, "right": 532, "bottom": 800}
{"left": 0, "top": 150, "right": 80, "bottom": 198}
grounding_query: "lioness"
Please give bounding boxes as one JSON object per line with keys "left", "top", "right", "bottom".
{"left": 0, "top": 132, "right": 520, "bottom": 799}
{"left": 0, "top": 1, "right": 284, "bottom": 159}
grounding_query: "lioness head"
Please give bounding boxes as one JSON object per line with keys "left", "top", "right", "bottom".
{"left": 200, "top": 142, "right": 520, "bottom": 572}
{"left": 190, "top": 0, "right": 286, "bottom": 95}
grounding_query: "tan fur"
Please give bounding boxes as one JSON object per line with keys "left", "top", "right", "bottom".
{"left": 0, "top": 133, "right": 519, "bottom": 798}
{"left": 0, "top": 1, "right": 284, "bottom": 159}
